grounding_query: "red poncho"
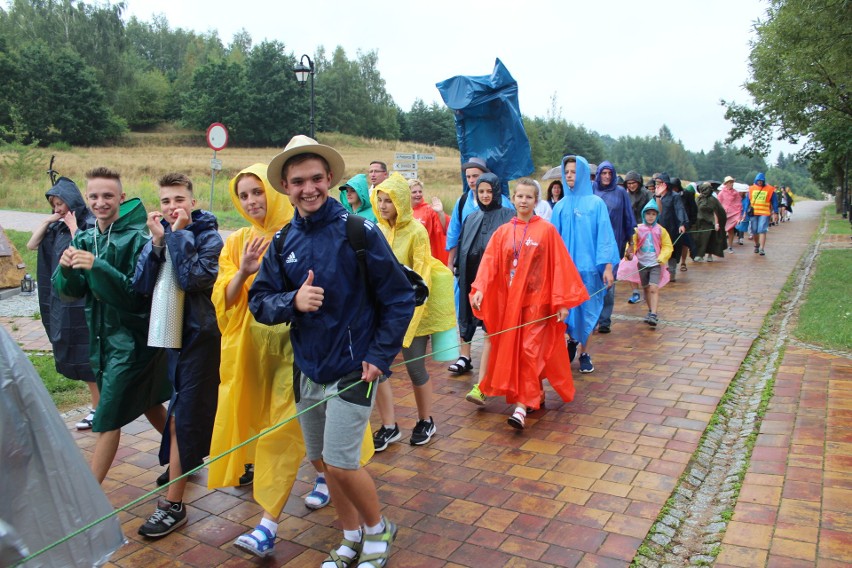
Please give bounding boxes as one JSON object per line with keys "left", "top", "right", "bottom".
{"left": 412, "top": 201, "right": 449, "bottom": 265}
{"left": 471, "top": 216, "right": 589, "bottom": 409}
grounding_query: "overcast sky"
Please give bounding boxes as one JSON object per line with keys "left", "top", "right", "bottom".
{"left": 125, "top": 0, "right": 796, "bottom": 159}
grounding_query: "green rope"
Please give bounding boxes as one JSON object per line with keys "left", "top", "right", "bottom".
{"left": 17, "top": 226, "right": 719, "bottom": 565}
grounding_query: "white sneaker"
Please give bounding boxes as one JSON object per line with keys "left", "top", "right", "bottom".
{"left": 75, "top": 410, "right": 94, "bottom": 430}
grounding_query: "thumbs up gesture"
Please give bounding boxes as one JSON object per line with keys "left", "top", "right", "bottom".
{"left": 295, "top": 269, "right": 324, "bottom": 312}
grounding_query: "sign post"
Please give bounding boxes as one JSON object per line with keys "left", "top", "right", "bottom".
{"left": 206, "top": 123, "right": 229, "bottom": 212}
{"left": 392, "top": 152, "right": 435, "bottom": 181}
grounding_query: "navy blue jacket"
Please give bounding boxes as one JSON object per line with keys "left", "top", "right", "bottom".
{"left": 593, "top": 161, "right": 636, "bottom": 262}
{"left": 132, "top": 209, "right": 223, "bottom": 471}
{"left": 248, "top": 198, "right": 415, "bottom": 383}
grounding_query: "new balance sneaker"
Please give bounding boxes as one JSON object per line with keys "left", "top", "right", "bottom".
{"left": 75, "top": 409, "right": 94, "bottom": 430}
{"left": 238, "top": 464, "right": 254, "bottom": 486}
{"left": 465, "top": 384, "right": 486, "bottom": 406}
{"left": 627, "top": 291, "right": 641, "bottom": 304}
{"left": 410, "top": 417, "right": 436, "bottom": 446}
{"left": 647, "top": 313, "right": 658, "bottom": 327}
{"left": 579, "top": 352, "right": 594, "bottom": 373}
{"left": 138, "top": 500, "right": 187, "bottom": 538}
{"left": 373, "top": 424, "right": 401, "bottom": 452}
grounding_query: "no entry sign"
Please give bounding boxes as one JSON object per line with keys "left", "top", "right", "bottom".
{"left": 206, "top": 123, "right": 229, "bottom": 151}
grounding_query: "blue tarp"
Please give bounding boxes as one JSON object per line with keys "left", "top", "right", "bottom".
{"left": 436, "top": 58, "right": 534, "bottom": 196}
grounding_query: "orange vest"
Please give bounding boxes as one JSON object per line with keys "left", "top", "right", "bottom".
{"left": 749, "top": 184, "right": 775, "bottom": 216}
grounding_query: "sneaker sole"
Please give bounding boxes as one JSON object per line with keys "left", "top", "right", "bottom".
{"left": 138, "top": 515, "right": 187, "bottom": 538}
{"left": 580, "top": 367, "right": 595, "bottom": 373}
{"left": 410, "top": 426, "right": 436, "bottom": 446}
{"left": 373, "top": 431, "right": 402, "bottom": 452}
{"left": 465, "top": 393, "right": 486, "bottom": 406}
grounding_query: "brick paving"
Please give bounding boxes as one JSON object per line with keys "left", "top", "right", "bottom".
{"left": 4, "top": 201, "right": 850, "bottom": 567}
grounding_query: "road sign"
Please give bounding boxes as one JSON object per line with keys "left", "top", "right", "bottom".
{"left": 393, "top": 161, "right": 417, "bottom": 170}
{"left": 394, "top": 152, "right": 416, "bottom": 161}
{"left": 206, "top": 123, "right": 228, "bottom": 151}
{"left": 415, "top": 153, "right": 435, "bottom": 162}
{"left": 210, "top": 158, "right": 223, "bottom": 171}
{"left": 397, "top": 171, "right": 418, "bottom": 180}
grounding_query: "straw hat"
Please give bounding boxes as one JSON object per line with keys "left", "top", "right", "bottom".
{"left": 267, "top": 135, "right": 346, "bottom": 193}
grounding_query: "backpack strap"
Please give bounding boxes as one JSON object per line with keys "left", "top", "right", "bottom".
{"left": 456, "top": 190, "right": 468, "bottom": 224}
{"left": 345, "top": 214, "right": 369, "bottom": 292}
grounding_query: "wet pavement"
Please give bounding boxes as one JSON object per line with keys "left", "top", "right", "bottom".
{"left": 2, "top": 201, "right": 849, "bottom": 567}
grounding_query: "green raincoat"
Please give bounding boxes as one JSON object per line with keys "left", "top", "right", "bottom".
{"left": 52, "top": 198, "right": 171, "bottom": 432}
{"left": 339, "top": 173, "right": 377, "bottom": 222}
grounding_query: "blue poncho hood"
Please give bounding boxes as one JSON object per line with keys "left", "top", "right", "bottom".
{"left": 594, "top": 161, "right": 618, "bottom": 192}
{"left": 754, "top": 172, "right": 766, "bottom": 184}
{"left": 641, "top": 199, "right": 659, "bottom": 226}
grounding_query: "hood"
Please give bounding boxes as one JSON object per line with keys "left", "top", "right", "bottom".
{"left": 371, "top": 173, "right": 413, "bottom": 230}
{"left": 594, "top": 161, "right": 617, "bottom": 192}
{"left": 339, "top": 173, "right": 372, "bottom": 215}
{"left": 698, "top": 182, "right": 715, "bottom": 198}
{"left": 228, "top": 163, "right": 294, "bottom": 238}
{"left": 624, "top": 170, "right": 643, "bottom": 185}
{"left": 105, "top": 197, "right": 147, "bottom": 233}
{"left": 474, "top": 172, "right": 502, "bottom": 212}
{"left": 754, "top": 172, "right": 766, "bottom": 184}
{"left": 561, "top": 155, "right": 594, "bottom": 198}
{"left": 45, "top": 177, "right": 91, "bottom": 226}
{"left": 641, "top": 198, "right": 659, "bottom": 226}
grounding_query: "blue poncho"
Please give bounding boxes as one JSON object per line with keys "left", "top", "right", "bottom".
{"left": 551, "top": 156, "right": 619, "bottom": 345}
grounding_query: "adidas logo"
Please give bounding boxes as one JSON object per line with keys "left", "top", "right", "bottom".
{"left": 285, "top": 252, "right": 297, "bottom": 264}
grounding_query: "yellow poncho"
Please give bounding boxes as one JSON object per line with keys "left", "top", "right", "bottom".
{"left": 371, "top": 173, "right": 456, "bottom": 348}
{"left": 208, "top": 164, "right": 373, "bottom": 515}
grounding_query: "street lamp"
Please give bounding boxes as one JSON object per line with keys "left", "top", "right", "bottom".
{"left": 293, "top": 54, "right": 315, "bottom": 139}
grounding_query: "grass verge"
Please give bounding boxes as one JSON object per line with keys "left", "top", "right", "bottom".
{"left": 793, "top": 249, "right": 851, "bottom": 350}
{"left": 5, "top": 229, "right": 36, "bottom": 275}
{"left": 26, "top": 352, "right": 89, "bottom": 411}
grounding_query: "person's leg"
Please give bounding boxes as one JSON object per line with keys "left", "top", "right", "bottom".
{"left": 647, "top": 285, "right": 659, "bottom": 314}
{"left": 598, "top": 285, "right": 614, "bottom": 332}
{"left": 87, "top": 381, "right": 100, "bottom": 408}
{"left": 374, "top": 380, "right": 395, "bottom": 428}
{"left": 91, "top": 430, "right": 121, "bottom": 483}
{"left": 165, "top": 419, "right": 187, "bottom": 502}
{"left": 144, "top": 403, "right": 168, "bottom": 434}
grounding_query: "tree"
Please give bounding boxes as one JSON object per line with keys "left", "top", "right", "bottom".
{"left": 723, "top": 0, "right": 851, "bottom": 193}
{"left": 402, "top": 99, "right": 455, "bottom": 147}
{"left": 6, "top": 42, "right": 124, "bottom": 144}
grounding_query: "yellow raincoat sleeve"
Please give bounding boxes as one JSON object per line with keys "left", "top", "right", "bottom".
{"left": 658, "top": 227, "right": 674, "bottom": 265}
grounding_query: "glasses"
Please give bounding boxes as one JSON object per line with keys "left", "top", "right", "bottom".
{"left": 655, "top": 181, "right": 665, "bottom": 186}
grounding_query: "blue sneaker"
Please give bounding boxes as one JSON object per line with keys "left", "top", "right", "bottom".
{"left": 628, "top": 291, "right": 641, "bottom": 304}
{"left": 579, "top": 352, "right": 594, "bottom": 373}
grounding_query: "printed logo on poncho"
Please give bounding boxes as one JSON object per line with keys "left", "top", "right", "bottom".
{"left": 285, "top": 252, "right": 298, "bottom": 264}
{"left": 524, "top": 238, "right": 539, "bottom": 247}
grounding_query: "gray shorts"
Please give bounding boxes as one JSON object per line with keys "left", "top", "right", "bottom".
{"left": 638, "top": 263, "right": 661, "bottom": 287}
{"left": 296, "top": 370, "right": 374, "bottom": 470}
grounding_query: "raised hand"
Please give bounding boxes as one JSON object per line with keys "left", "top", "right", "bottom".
{"left": 61, "top": 210, "right": 78, "bottom": 235}
{"left": 147, "top": 211, "right": 165, "bottom": 246}
{"left": 239, "top": 237, "right": 269, "bottom": 276}
{"left": 171, "top": 208, "right": 190, "bottom": 231}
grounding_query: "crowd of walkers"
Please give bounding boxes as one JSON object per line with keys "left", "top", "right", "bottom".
{"left": 30, "top": 135, "right": 796, "bottom": 566}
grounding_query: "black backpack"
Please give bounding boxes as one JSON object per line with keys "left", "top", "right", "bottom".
{"left": 273, "top": 213, "right": 428, "bottom": 306}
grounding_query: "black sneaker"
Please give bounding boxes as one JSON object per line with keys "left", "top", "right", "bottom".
{"left": 373, "top": 424, "right": 401, "bottom": 452}
{"left": 138, "top": 500, "right": 187, "bottom": 538}
{"left": 567, "top": 339, "right": 579, "bottom": 363}
{"left": 410, "top": 418, "right": 436, "bottom": 446}
{"left": 598, "top": 325, "right": 611, "bottom": 334}
{"left": 238, "top": 464, "right": 254, "bottom": 486}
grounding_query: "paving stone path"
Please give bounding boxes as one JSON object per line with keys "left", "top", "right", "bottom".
{"left": 2, "top": 201, "right": 849, "bottom": 567}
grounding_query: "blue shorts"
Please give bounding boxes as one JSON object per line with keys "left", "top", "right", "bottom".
{"left": 749, "top": 216, "right": 770, "bottom": 234}
{"left": 296, "top": 370, "right": 374, "bottom": 470}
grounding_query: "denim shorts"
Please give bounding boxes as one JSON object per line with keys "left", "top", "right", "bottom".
{"left": 749, "top": 215, "right": 770, "bottom": 234}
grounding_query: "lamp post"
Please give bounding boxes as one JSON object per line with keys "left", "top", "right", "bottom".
{"left": 293, "top": 54, "right": 315, "bottom": 139}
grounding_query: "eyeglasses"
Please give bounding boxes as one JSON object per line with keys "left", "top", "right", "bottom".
{"left": 655, "top": 181, "right": 665, "bottom": 186}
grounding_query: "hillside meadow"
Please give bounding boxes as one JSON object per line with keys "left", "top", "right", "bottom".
{"left": 0, "top": 132, "right": 554, "bottom": 229}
